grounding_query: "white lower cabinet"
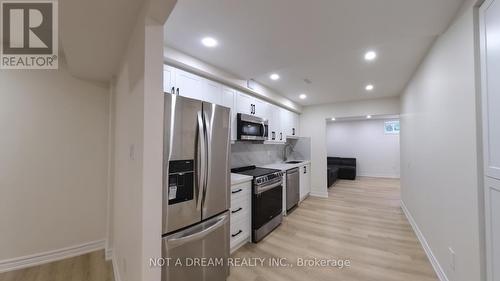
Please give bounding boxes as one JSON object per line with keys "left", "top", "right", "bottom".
{"left": 299, "top": 164, "right": 311, "bottom": 201}
{"left": 230, "top": 180, "right": 251, "bottom": 252}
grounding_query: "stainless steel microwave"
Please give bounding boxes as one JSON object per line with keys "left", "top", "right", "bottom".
{"left": 236, "top": 113, "right": 268, "bottom": 141}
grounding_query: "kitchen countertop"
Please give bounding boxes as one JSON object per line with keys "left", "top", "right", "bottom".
{"left": 262, "top": 160, "right": 311, "bottom": 172}
{"left": 231, "top": 173, "right": 253, "bottom": 185}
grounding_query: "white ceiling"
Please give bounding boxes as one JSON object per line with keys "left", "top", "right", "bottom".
{"left": 164, "top": 0, "right": 465, "bottom": 106}
{"left": 60, "top": 0, "right": 144, "bottom": 82}
{"left": 61, "top": 0, "right": 176, "bottom": 82}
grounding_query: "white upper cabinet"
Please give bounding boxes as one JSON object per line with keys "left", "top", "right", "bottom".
{"left": 164, "top": 65, "right": 302, "bottom": 142}
{"left": 253, "top": 98, "right": 269, "bottom": 119}
{"left": 203, "top": 79, "right": 223, "bottom": 105}
{"left": 236, "top": 91, "right": 254, "bottom": 115}
{"left": 268, "top": 104, "right": 281, "bottom": 142}
{"left": 174, "top": 68, "right": 203, "bottom": 101}
{"left": 221, "top": 87, "right": 235, "bottom": 109}
{"left": 267, "top": 107, "right": 300, "bottom": 141}
{"left": 163, "top": 65, "right": 175, "bottom": 94}
{"left": 280, "top": 108, "right": 293, "bottom": 140}
{"left": 222, "top": 87, "right": 237, "bottom": 141}
{"left": 291, "top": 112, "right": 299, "bottom": 137}
{"left": 235, "top": 91, "right": 268, "bottom": 118}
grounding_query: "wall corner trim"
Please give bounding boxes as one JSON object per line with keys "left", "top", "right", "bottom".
{"left": 105, "top": 247, "right": 113, "bottom": 261}
{"left": 400, "top": 200, "right": 449, "bottom": 281}
{"left": 0, "top": 240, "right": 106, "bottom": 273}
{"left": 112, "top": 252, "right": 122, "bottom": 281}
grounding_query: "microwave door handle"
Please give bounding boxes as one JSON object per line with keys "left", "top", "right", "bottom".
{"left": 166, "top": 213, "right": 228, "bottom": 250}
{"left": 262, "top": 122, "right": 266, "bottom": 139}
{"left": 196, "top": 112, "right": 206, "bottom": 210}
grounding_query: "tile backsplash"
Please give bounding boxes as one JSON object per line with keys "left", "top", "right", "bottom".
{"left": 231, "top": 141, "right": 309, "bottom": 168}
{"left": 231, "top": 142, "right": 284, "bottom": 168}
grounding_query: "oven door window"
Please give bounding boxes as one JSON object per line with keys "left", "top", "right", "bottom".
{"left": 253, "top": 185, "right": 283, "bottom": 229}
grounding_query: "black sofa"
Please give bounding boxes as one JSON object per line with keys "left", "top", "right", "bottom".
{"left": 327, "top": 157, "right": 357, "bottom": 186}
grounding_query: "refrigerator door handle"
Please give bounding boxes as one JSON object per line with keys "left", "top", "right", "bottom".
{"left": 196, "top": 111, "right": 206, "bottom": 211}
{"left": 166, "top": 212, "right": 228, "bottom": 250}
{"left": 203, "top": 111, "right": 211, "bottom": 208}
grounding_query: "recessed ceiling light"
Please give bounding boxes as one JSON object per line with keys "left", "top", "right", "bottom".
{"left": 201, "top": 37, "right": 218, "bottom": 47}
{"left": 365, "top": 84, "right": 374, "bottom": 91}
{"left": 331, "top": 117, "right": 336, "bottom": 121}
{"left": 366, "top": 115, "right": 372, "bottom": 119}
{"left": 270, "top": 73, "right": 280, "bottom": 80}
{"left": 364, "top": 51, "right": 377, "bottom": 61}
{"left": 299, "top": 94, "right": 307, "bottom": 99}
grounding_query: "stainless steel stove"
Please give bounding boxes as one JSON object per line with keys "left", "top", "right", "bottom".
{"left": 231, "top": 166, "right": 284, "bottom": 242}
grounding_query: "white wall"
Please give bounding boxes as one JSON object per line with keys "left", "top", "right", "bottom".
{"left": 0, "top": 59, "right": 109, "bottom": 261}
{"left": 326, "top": 119, "right": 400, "bottom": 178}
{"left": 300, "top": 97, "right": 400, "bottom": 197}
{"left": 400, "top": 1, "right": 483, "bottom": 280}
{"left": 110, "top": 1, "right": 175, "bottom": 281}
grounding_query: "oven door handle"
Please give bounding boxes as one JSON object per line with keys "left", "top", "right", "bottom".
{"left": 255, "top": 181, "right": 282, "bottom": 194}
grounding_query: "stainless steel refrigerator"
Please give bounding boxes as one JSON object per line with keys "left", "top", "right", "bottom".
{"left": 162, "top": 94, "right": 231, "bottom": 281}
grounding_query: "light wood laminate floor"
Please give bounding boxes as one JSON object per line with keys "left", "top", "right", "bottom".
{"left": 228, "top": 177, "right": 439, "bottom": 281}
{"left": 0, "top": 250, "right": 113, "bottom": 281}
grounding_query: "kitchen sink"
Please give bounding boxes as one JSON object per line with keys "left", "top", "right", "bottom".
{"left": 285, "top": 161, "right": 303, "bottom": 164}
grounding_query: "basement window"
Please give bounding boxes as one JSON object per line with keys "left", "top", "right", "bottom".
{"left": 384, "top": 120, "right": 400, "bottom": 135}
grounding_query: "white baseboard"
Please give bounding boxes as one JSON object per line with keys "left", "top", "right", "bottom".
{"left": 0, "top": 240, "right": 105, "bottom": 273}
{"left": 105, "top": 247, "right": 113, "bottom": 261}
{"left": 112, "top": 252, "right": 122, "bottom": 281}
{"left": 358, "top": 173, "right": 400, "bottom": 179}
{"left": 310, "top": 191, "right": 328, "bottom": 198}
{"left": 400, "top": 200, "right": 449, "bottom": 281}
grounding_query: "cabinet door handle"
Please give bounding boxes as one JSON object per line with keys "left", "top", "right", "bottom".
{"left": 171, "top": 87, "right": 175, "bottom": 95}
{"left": 231, "top": 230, "right": 243, "bottom": 238}
{"left": 304, "top": 166, "right": 307, "bottom": 174}
{"left": 292, "top": 128, "right": 295, "bottom": 136}
{"left": 280, "top": 132, "right": 282, "bottom": 141}
{"left": 231, "top": 189, "right": 243, "bottom": 194}
{"left": 176, "top": 88, "right": 180, "bottom": 95}
{"left": 272, "top": 131, "right": 276, "bottom": 140}
{"left": 231, "top": 207, "right": 243, "bottom": 214}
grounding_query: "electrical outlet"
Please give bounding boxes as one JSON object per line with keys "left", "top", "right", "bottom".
{"left": 448, "top": 247, "right": 456, "bottom": 271}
